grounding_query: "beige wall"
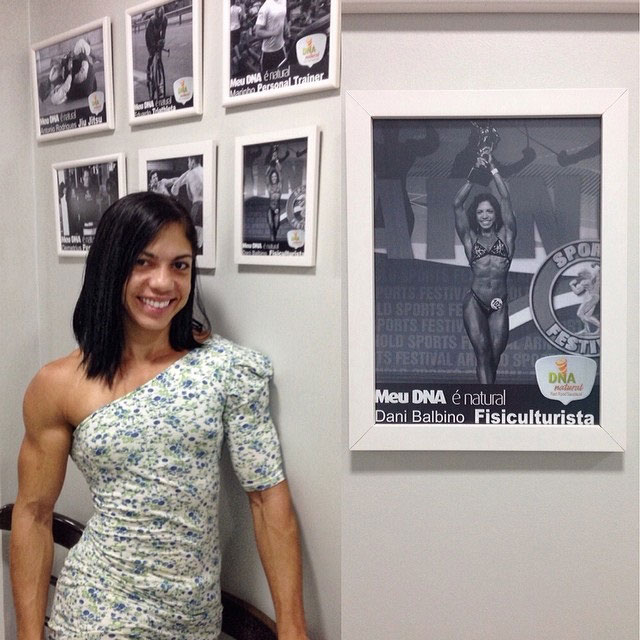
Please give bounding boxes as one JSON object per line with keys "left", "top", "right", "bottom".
{"left": 341, "top": 11, "right": 639, "bottom": 640}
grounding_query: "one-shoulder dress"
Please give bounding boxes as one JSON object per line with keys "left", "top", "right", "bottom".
{"left": 48, "top": 336, "right": 285, "bottom": 639}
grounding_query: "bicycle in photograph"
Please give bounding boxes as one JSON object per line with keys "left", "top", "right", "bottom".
{"left": 148, "top": 40, "right": 170, "bottom": 100}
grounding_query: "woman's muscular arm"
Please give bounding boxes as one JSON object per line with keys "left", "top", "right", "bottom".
{"left": 11, "top": 364, "right": 72, "bottom": 640}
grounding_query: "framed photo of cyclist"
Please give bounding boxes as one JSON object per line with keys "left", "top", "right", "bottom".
{"left": 234, "top": 126, "right": 320, "bottom": 266}
{"left": 138, "top": 141, "right": 216, "bottom": 269}
{"left": 222, "top": 0, "right": 341, "bottom": 107}
{"left": 125, "top": 0, "right": 203, "bottom": 125}
{"left": 31, "top": 17, "right": 115, "bottom": 142}
{"left": 346, "top": 88, "right": 629, "bottom": 452}
{"left": 52, "top": 153, "right": 127, "bottom": 256}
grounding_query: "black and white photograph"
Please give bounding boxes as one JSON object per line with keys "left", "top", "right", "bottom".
{"left": 126, "top": 0, "right": 202, "bottom": 124}
{"left": 31, "top": 18, "right": 114, "bottom": 141}
{"left": 235, "top": 127, "right": 319, "bottom": 266}
{"left": 372, "top": 116, "right": 602, "bottom": 426}
{"left": 346, "top": 89, "right": 629, "bottom": 451}
{"left": 223, "top": 0, "right": 340, "bottom": 106}
{"left": 53, "top": 154, "right": 126, "bottom": 256}
{"left": 138, "top": 141, "right": 216, "bottom": 268}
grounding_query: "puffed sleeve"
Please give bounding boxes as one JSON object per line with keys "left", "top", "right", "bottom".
{"left": 222, "top": 346, "right": 285, "bottom": 492}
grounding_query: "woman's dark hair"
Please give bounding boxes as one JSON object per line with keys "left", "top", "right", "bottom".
{"left": 466, "top": 192, "right": 503, "bottom": 234}
{"left": 73, "top": 192, "right": 210, "bottom": 386}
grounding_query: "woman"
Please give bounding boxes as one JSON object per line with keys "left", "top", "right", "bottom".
{"left": 453, "top": 156, "right": 516, "bottom": 384}
{"left": 11, "top": 193, "right": 308, "bottom": 639}
{"left": 266, "top": 168, "right": 282, "bottom": 242}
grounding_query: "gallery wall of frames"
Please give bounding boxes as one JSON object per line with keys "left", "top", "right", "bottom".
{"left": 34, "top": 0, "right": 340, "bottom": 265}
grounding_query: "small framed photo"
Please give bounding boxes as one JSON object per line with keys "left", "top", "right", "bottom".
{"left": 53, "top": 154, "right": 126, "bottom": 256}
{"left": 138, "top": 141, "right": 216, "bottom": 269}
{"left": 235, "top": 126, "right": 320, "bottom": 266}
{"left": 31, "top": 17, "right": 114, "bottom": 141}
{"left": 346, "top": 88, "right": 629, "bottom": 451}
{"left": 126, "top": 0, "right": 203, "bottom": 125}
{"left": 222, "top": 0, "right": 341, "bottom": 107}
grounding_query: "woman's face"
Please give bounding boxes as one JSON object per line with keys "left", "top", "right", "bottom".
{"left": 122, "top": 222, "right": 193, "bottom": 338}
{"left": 475, "top": 200, "right": 496, "bottom": 231}
{"left": 270, "top": 171, "right": 278, "bottom": 184}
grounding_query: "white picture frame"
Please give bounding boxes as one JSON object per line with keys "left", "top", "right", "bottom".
{"left": 126, "top": 0, "right": 203, "bottom": 125}
{"left": 346, "top": 88, "right": 629, "bottom": 451}
{"left": 235, "top": 126, "right": 320, "bottom": 266}
{"left": 222, "top": 0, "right": 341, "bottom": 107}
{"left": 31, "top": 17, "right": 114, "bottom": 141}
{"left": 53, "top": 153, "right": 127, "bottom": 257}
{"left": 138, "top": 140, "right": 216, "bottom": 269}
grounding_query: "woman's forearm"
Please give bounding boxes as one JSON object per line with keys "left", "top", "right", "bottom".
{"left": 490, "top": 166, "right": 510, "bottom": 201}
{"left": 453, "top": 180, "right": 472, "bottom": 209}
{"left": 249, "top": 482, "right": 308, "bottom": 639}
{"left": 453, "top": 180, "right": 473, "bottom": 242}
{"left": 11, "top": 503, "right": 54, "bottom": 640}
{"left": 491, "top": 166, "right": 516, "bottom": 235}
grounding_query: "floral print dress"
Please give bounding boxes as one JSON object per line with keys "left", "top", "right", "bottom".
{"left": 48, "top": 336, "right": 284, "bottom": 639}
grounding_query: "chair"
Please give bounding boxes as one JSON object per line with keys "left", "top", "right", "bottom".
{"left": 220, "top": 590, "right": 278, "bottom": 640}
{"left": 0, "top": 503, "right": 277, "bottom": 640}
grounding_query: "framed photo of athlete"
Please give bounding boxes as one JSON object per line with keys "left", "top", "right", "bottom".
{"left": 53, "top": 153, "right": 126, "bottom": 256}
{"left": 235, "top": 126, "right": 320, "bottom": 266}
{"left": 138, "top": 141, "right": 216, "bottom": 269}
{"left": 126, "top": 0, "right": 203, "bottom": 125}
{"left": 222, "top": 0, "right": 341, "bottom": 107}
{"left": 31, "top": 17, "right": 114, "bottom": 141}
{"left": 346, "top": 88, "right": 629, "bottom": 452}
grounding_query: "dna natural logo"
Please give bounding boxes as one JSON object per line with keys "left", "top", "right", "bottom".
{"left": 535, "top": 355, "right": 597, "bottom": 405}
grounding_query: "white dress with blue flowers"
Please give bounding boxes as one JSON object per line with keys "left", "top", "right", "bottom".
{"left": 48, "top": 336, "right": 285, "bottom": 639}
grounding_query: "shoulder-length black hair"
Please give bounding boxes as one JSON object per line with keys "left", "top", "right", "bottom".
{"left": 466, "top": 192, "right": 503, "bottom": 234}
{"left": 73, "top": 191, "right": 210, "bottom": 386}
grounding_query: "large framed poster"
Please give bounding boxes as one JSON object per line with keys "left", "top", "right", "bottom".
{"left": 222, "top": 0, "right": 341, "bottom": 107}
{"left": 126, "top": 0, "right": 203, "bottom": 124}
{"left": 53, "top": 153, "right": 126, "bottom": 256}
{"left": 138, "top": 141, "right": 216, "bottom": 269}
{"left": 346, "top": 89, "right": 629, "bottom": 451}
{"left": 31, "top": 18, "right": 114, "bottom": 141}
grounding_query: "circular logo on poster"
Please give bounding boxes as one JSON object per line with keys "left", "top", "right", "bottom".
{"left": 529, "top": 240, "right": 600, "bottom": 357}
{"left": 286, "top": 185, "right": 306, "bottom": 230}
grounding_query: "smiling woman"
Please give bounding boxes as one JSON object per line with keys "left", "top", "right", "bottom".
{"left": 453, "top": 155, "right": 516, "bottom": 384}
{"left": 10, "top": 192, "right": 310, "bottom": 639}
{"left": 72, "top": 193, "right": 206, "bottom": 386}
{"left": 122, "top": 222, "right": 194, "bottom": 337}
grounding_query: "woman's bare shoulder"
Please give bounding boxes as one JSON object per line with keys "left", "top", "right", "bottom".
{"left": 36, "top": 349, "right": 82, "bottom": 382}
{"left": 25, "top": 350, "right": 84, "bottom": 409}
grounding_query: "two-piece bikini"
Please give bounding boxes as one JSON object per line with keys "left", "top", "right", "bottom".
{"left": 468, "top": 236, "right": 510, "bottom": 314}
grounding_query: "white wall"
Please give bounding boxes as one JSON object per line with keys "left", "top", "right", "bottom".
{"left": 0, "top": 1, "right": 40, "bottom": 638}
{"left": 341, "top": 11, "right": 638, "bottom": 640}
{"left": 5, "top": 1, "right": 341, "bottom": 639}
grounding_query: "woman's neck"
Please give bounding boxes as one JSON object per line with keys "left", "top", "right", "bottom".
{"left": 121, "top": 327, "right": 175, "bottom": 365}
